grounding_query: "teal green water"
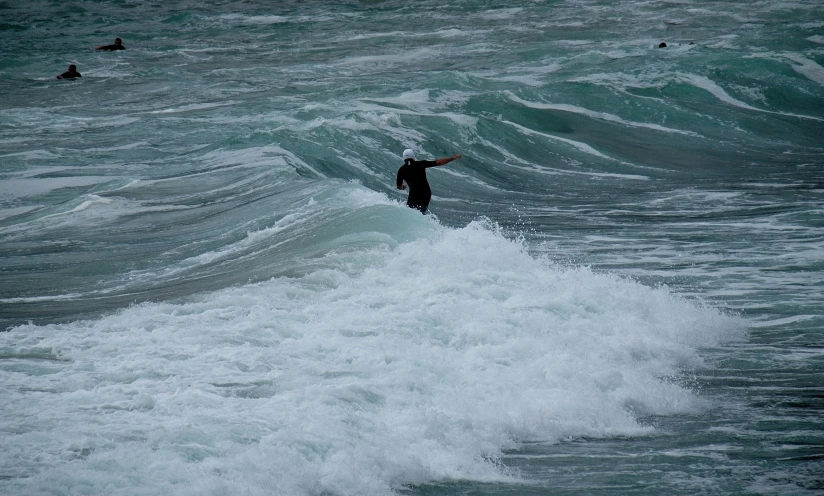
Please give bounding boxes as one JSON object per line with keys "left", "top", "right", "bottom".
{"left": 1, "top": 1, "right": 822, "bottom": 494}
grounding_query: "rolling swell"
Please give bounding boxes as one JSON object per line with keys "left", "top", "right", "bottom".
{"left": 3, "top": 5, "right": 822, "bottom": 326}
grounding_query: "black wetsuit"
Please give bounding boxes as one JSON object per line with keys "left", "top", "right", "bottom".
{"left": 97, "top": 44, "right": 125, "bottom": 51}
{"left": 57, "top": 70, "right": 81, "bottom": 79}
{"left": 396, "top": 159, "right": 438, "bottom": 213}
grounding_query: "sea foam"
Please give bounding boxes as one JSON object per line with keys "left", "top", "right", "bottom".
{"left": 0, "top": 219, "right": 743, "bottom": 495}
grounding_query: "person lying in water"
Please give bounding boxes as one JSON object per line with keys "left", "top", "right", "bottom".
{"left": 96, "top": 37, "right": 125, "bottom": 51}
{"left": 56, "top": 64, "right": 81, "bottom": 79}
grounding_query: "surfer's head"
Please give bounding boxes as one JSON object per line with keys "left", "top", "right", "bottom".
{"left": 402, "top": 149, "right": 415, "bottom": 161}
{"left": 114, "top": 38, "right": 123, "bottom": 45}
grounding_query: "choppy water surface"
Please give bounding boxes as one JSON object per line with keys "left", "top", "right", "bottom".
{"left": 1, "top": 1, "right": 823, "bottom": 494}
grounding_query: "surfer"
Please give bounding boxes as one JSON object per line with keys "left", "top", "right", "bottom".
{"left": 396, "top": 148, "right": 462, "bottom": 214}
{"left": 96, "top": 38, "right": 125, "bottom": 51}
{"left": 56, "top": 64, "right": 82, "bottom": 79}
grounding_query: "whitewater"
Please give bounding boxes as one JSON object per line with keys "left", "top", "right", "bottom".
{"left": 1, "top": 1, "right": 822, "bottom": 495}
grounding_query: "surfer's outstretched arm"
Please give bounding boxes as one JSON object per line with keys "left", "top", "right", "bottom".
{"left": 435, "top": 154, "right": 461, "bottom": 166}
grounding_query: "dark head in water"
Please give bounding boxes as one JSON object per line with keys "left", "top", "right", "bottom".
{"left": 56, "top": 64, "right": 81, "bottom": 79}
{"left": 96, "top": 37, "right": 125, "bottom": 51}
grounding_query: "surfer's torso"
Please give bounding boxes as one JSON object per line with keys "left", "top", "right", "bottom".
{"left": 397, "top": 160, "right": 437, "bottom": 211}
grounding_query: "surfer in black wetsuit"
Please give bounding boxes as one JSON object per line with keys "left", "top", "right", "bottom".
{"left": 56, "top": 64, "right": 81, "bottom": 79}
{"left": 396, "top": 148, "right": 462, "bottom": 214}
{"left": 96, "top": 38, "right": 125, "bottom": 51}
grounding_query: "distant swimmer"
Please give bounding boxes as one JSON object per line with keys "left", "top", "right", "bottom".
{"left": 658, "top": 42, "right": 667, "bottom": 48}
{"left": 396, "top": 148, "right": 462, "bottom": 214}
{"left": 96, "top": 37, "right": 125, "bottom": 51}
{"left": 56, "top": 64, "right": 81, "bottom": 79}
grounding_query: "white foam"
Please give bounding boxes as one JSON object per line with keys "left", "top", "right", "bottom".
{"left": 749, "top": 315, "right": 816, "bottom": 328}
{"left": 490, "top": 74, "right": 547, "bottom": 87}
{"left": 571, "top": 72, "right": 668, "bottom": 95}
{"left": 146, "top": 101, "right": 238, "bottom": 114}
{"left": 747, "top": 51, "right": 824, "bottom": 87}
{"left": 163, "top": 145, "right": 324, "bottom": 179}
{"left": 0, "top": 221, "right": 743, "bottom": 495}
{"left": 506, "top": 92, "right": 700, "bottom": 136}
{"left": 65, "top": 195, "right": 113, "bottom": 213}
{"left": 680, "top": 73, "right": 763, "bottom": 111}
{"left": 362, "top": 89, "right": 473, "bottom": 113}
{"left": 0, "top": 193, "right": 195, "bottom": 239}
{"left": 369, "top": 89, "right": 431, "bottom": 106}
{"left": 479, "top": 8, "right": 524, "bottom": 21}
{"left": 472, "top": 63, "right": 562, "bottom": 87}
{"left": 0, "top": 149, "right": 59, "bottom": 160}
{"left": 0, "top": 177, "right": 111, "bottom": 200}
{"left": 679, "top": 73, "right": 824, "bottom": 121}
{"left": 335, "top": 47, "right": 438, "bottom": 68}
{"left": 219, "top": 14, "right": 289, "bottom": 25}
{"left": 706, "top": 34, "right": 740, "bottom": 49}
{"left": 335, "top": 30, "right": 406, "bottom": 43}
{"left": 499, "top": 120, "right": 649, "bottom": 179}
{"left": 434, "top": 28, "right": 467, "bottom": 38}
{"left": 0, "top": 292, "right": 86, "bottom": 304}
{"left": 781, "top": 53, "right": 824, "bottom": 86}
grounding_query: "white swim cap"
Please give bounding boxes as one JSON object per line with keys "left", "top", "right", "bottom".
{"left": 402, "top": 149, "right": 415, "bottom": 160}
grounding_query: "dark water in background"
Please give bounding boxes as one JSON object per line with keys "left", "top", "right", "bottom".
{"left": 1, "top": 1, "right": 823, "bottom": 494}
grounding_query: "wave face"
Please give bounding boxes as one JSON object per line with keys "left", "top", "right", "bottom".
{"left": 1, "top": 0, "right": 822, "bottom": 494}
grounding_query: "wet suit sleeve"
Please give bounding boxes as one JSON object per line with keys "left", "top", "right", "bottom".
{"left": 396, "top": 165, "right": 406, "bottom": 189}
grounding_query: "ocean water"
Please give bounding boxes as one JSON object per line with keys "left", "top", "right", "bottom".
{"left": 1, "top": 0, "right": 823, "bottom": 494}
